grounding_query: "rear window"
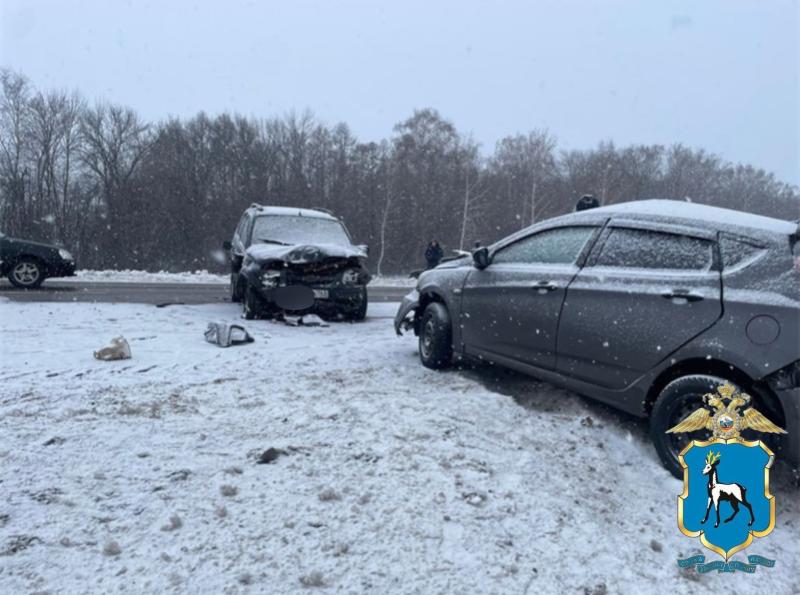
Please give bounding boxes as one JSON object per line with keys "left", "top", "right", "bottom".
{"left": 595, "top": 228, "right": 713, "bottom": 271}
{"left": 719, "top": 236, "right": 765, "bottom": 270}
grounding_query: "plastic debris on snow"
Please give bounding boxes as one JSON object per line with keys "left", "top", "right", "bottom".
{"left": 282, "top": 314, "right": 329, "bottom": 327}
{"left": 93, "top": 337, "right": 132, "bottom": 361}
{"left": 204, "top": 322, "right": 255, "bottom": 347}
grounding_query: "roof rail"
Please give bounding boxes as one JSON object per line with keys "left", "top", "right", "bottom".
{"left": 311, "top": 206, "right": 335, "bottom": 216}
{"left": 250, "top": 202, "right": 264, "bottom": 210}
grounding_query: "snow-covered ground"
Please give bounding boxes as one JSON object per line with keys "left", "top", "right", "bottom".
{"left": 62, "top": 270, "right": 415, "bottom": 287}
{"left": 0, "top": 299, "right": 797, "bottom": 594}
{"left": 69, "top": 269, "right": 229, "bottom": 284}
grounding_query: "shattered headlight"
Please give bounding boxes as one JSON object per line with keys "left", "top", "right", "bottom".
{"left": 341, "top": 268, "right": 362, "bottom": 286}
{"left": 260, "top": 269, "right": 282, "bottom": 288}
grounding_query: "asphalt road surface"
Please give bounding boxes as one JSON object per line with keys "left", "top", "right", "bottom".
{"left": 0, "top": 281, "right": 410, "bottom": 305}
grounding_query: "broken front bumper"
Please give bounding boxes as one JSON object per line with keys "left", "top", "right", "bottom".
{"left": 394, "top": 289, "right": 420, "bottom": 335}
{"left": 257, "top": 283, "right": 365, "bottom": 312}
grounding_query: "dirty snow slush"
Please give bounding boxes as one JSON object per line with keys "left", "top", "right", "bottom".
{"left": 0, "top": 300, "right": 797, "bottom": 593}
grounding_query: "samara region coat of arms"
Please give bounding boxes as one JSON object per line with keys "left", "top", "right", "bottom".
{"left": 667, "top": 383, "right": 786, "bottom": 573}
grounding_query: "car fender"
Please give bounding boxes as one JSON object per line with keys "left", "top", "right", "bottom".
{"left": 394, "top": 289, "right": 420, "bottom": 335}
{"left": 667, "top": 318, "right": 794, "bottom": 383}
{"left": 417, "top": 271, "right": 468, "bottom": 347}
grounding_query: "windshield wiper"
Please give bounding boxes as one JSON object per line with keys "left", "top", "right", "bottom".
{"left": 257, "top": 238, "right": 291, "bottom": 246}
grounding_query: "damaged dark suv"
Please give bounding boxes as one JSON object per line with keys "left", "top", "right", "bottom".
{"left": 224, "top": 205, "right": 370, "bottom": 321}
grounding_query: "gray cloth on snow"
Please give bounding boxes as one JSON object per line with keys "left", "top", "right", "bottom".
{"left": 204, "top": 322, "right": 255, "bottom": 347}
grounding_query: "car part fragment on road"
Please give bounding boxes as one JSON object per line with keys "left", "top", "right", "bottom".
{"left": 282, "top": 314, "right": 329, "bottom": 327}
{"left": 204, "top": 322, "right": 255, "bottom": 347}
{"left": 93, "top": 337, "right": 132, "bottom": 361}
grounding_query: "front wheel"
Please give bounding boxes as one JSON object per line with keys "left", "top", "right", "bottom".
{"left": 343, "top": 287, "right": 368, "bottom": 321}
{"left": 9, "top": 258, "right": 45, "bottom": 289}
{"left": 650, "top": 374, "right": 738, "bottom": 479}
{"left": 230, "top": 273, "right": 243, "bottom": 302}
{"left": 418, "top": 302, "right": 453, "bottom": 369}
{"left": 242, "top": 283, "right": 263, "bottom": 320}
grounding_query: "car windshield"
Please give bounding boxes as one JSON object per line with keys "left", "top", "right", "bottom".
{"left": 252, "top": 215, "right": 350, "bottom": 246}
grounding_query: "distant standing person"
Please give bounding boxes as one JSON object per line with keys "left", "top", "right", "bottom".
{"left": 575, "top": 194, "right": 600, "bottom": 211}
{"left": 425, "top": 240, "right": 444, "bottom": 269}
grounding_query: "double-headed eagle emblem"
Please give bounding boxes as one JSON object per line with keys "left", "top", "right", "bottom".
{"left": 667, "top": 383, "right": 786, "bottom": 440}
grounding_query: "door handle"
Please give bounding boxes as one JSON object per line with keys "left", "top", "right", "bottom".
{"left": 531, "top": 281, "right": 558, "bottom": 293}
{"left": 661, "top": 289, "right": 704, "bottom": 303}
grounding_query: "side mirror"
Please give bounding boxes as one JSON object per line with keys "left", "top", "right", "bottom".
{"left": 472, "top": 247, "right": 490, "bottom": 269}
{"left": 357, "top": 244, "right": 369, "bottom": 256}
{"left": 222, "top": 240, "right": 232, "bottom": 251}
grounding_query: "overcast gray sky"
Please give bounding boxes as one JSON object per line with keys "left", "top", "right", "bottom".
{"left": 1, "top": 0, "right": 797, "bottom": 184}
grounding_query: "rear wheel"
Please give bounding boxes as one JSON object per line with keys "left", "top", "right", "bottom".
{"left": 8, "top": 258, "right": 45, "bottom": 289}
{"left": 650, "top": 374, "right": 738, "bottom": 479}
{"left": 419, "top": 302, "right": 453, "bottom": 369}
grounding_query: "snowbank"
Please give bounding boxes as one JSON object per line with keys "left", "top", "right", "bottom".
{"left": 368, "top": 275, "right": 416, "bottom": 288}
{"left": 0, "top": 300, "right": 796, "bottom": 593}
{"left": 70, "top": 269, "right": 228, "bottom": 284}
{"left": 65, "top": 270, "right": 415, "bottom": 287}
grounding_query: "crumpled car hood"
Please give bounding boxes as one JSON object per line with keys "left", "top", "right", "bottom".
{"left": 246, "top": 243, "right": 367, "bottom": 265}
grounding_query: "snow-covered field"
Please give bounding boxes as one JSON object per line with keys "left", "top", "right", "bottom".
{"left": 0, "top": 299, "right": 797, "bottom": 594}
{"left": 69, "top": 269, "right": 229, "bottom": 284}
{"left": 63, "top": 270, "right": 415, "bottom": 287}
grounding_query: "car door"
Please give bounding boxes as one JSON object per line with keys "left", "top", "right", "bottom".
{"left": 460, "top": 225, "right": 600, "bottom": 371}
{"left": 556, "top": 221, "right": 722, "bottom": 390}
{"left": 231, "top": 214, "right": 252, "bottom": 278}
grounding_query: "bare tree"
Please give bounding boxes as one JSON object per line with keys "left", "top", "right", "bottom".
{"left": 81, "top": 103, "right": 151, "bottom": 266}
{"left": 0, "top": 70, "right": 33, "bottom": 235}
{"left": 2, "top": 71, "right": 798, "bottom": 274}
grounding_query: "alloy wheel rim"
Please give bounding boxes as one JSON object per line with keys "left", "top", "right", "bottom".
{"left": 12, "top": 262, "right": 40, "bottom": 285}
{"left": 421, "top": 320, "right": 435, "bottom": 358}
{"left": 666, "top": 393, "right": 710, "bottom": 462}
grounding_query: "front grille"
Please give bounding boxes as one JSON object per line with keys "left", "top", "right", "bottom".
{"left": 285, "top": 258, "right": 361, "bottom": 286}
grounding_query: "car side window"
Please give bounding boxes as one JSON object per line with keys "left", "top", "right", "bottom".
{"left": 234, "top": 216, "right": 246, "bottom": 241}
{"left": 492, "top": 226, "right": 596, "bottom": 265}
{"left": 594, "top": 228, "right": 713, "bottom": 271}
{"left": 719, "top": 235, "right": 764, "bottom": 270}
{"left": 235, "top": 215, "right": 252, "bottom": 247}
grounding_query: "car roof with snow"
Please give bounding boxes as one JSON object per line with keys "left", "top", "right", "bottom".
{"left": 586, "top": 199, "right": 796, "bottom": 236}
{"left": 246, "top": 204, "right": 339, "bottom": 221}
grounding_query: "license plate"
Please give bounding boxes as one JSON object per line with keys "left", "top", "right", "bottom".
{"left": 312, "top": 289, "right": 329, "bottom": 299}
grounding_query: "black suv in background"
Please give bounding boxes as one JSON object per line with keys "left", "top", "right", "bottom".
{"left": 0, "top": 232, "right": 76, "bottom": 288}
{"left": 223, "top": 205, "right": 370, "bottom": 320}
{"left": 395, "top": 200, "right": 800, "bottom": 478}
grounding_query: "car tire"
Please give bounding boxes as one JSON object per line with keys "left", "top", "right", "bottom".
{"left": 243, "top": 283, "right": 263, "bottom": 320}
{"left": 345, "top": 287, "right": 368, "bottom": 321}
{"left": 8, "top": 258, "right": 45, "bottom": 289}
{"left": 419, "top": 302, "right": 453, "bottom": 369}
{"left": 231, "top": 274, "right": 243, "bottom": 302}
{"left": 650, "top": 374, "right": 739, "bottom": 479}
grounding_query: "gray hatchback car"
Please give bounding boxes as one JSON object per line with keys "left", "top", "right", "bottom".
{"left": 395, "top": 200, "right": 799, "bottom": 478}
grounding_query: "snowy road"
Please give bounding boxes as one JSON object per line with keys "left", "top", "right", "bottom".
{"left": 0, "top": 282, "right": 410, "bottom": 305}
{"left": 0, "top": 299, "right": 797, "bottom": 594}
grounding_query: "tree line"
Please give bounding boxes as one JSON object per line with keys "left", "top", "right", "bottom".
{"left": 1, "top": 69, "right": 797, "bottom": 275}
